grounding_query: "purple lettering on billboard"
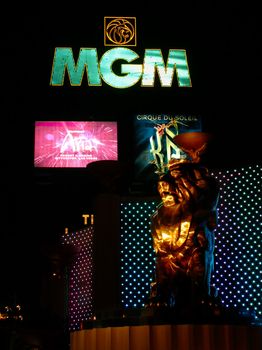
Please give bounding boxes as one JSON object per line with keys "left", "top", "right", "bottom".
{"left": 34, "top": 121, "right": 118, "bottom": 168}
{"left": 134, "top": 114, "right": 202, "bottom": 180}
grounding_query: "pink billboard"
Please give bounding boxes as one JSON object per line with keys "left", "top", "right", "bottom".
{"left": 34, "top": 121, "right": 118, "bottom": 168}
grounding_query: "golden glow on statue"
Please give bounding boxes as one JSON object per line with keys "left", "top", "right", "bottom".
{"left": 147, "top": 132, "right": 220, "bottom": 312}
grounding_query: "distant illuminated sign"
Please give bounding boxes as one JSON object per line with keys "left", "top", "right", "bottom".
{"left": 64, "top": 214, "right": 94, "bottom": 235}
{"left": 82, "top": 214, "right": 94, "bottom": 225}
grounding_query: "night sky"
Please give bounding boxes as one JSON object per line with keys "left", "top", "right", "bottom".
{"left": 2, "top": 5, "right": 261, "bottom": 315}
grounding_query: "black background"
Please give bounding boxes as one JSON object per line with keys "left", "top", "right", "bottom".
{"left": 2, "top": 4, "right": 261, "bottom": 318}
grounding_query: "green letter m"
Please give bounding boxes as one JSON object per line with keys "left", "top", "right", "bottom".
{"left": 50, "top": 48, "right": 101, "bottom": 86}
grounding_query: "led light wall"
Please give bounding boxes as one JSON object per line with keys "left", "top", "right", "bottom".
{"left": 63, "top": 164, "right": 261, "bottom": 331}
{"left": 211, "top": 165, "right": 261, "bottom": 318}
{"left": 62, "top": 227, "right": 94, "bottom": 331}
{"left": 120, "top": 165, "right": 261, "bottom": 320}
{"left": 120, "top": 200, "right": 158, "bottom": 308}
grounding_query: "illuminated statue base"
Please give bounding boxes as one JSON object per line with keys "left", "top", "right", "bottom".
{"left": 73, "top": 307, "right": 260, "bottom": 350}
{"left": 140, "top": 301, "right": 257, "bottom": 326}
{"left": 71, "top": 322, "right": 261, "bottom": 350}
{"left": 80, "top": 302, "right": 257, "bottom": 330}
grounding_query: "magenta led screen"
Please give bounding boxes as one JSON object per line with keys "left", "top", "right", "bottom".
{"left": 34, "top": 121, "right": 118, "bottom": 168}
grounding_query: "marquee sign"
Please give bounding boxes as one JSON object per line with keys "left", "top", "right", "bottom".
{"left": 50, "top": 17, "right": 192, "bottom": 89}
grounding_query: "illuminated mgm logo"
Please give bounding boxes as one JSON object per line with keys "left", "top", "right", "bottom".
{"left": 50, "top": 17, "right": 192, "bottom": 89}
{"left": 104, "top": 17, "right": 137, "bottom": 46}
